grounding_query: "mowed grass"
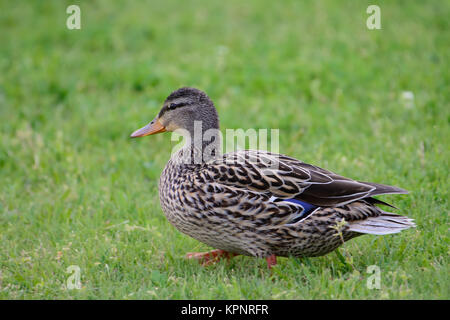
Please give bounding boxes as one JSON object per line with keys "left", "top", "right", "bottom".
{"left": 0, "top": 0, "right": 448, "bottom": 299}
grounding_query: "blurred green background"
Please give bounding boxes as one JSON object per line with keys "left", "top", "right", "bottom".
{"left": 0, "top": 0, "right": 448, "bottom": 299}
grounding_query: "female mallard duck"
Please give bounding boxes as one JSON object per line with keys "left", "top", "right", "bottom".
{"left": 131, "top": 87, "right": 415, "bottom": 268}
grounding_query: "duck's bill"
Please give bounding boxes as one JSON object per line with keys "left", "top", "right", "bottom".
{"left": 130, "top": 118, "right": 166, "bottom": 138}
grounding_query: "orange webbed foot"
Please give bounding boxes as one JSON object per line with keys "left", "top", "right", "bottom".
{"left": 266, "top": 254, "right": 277, "bottom": 270}
{"left": 185, "top": 249, "right": 238, "bottom": 266}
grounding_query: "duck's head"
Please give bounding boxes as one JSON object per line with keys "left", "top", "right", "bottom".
{"left": 130, "top": 87, "right": 219, "bottom": 138}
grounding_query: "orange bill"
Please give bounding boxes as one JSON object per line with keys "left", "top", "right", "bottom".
{"left": 130, "top": 118, "right": 166, "bottom": 138}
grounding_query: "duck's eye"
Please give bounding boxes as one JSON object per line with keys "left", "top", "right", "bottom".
{"left": 168, "top": 102, "right": 185, "bottom": 110}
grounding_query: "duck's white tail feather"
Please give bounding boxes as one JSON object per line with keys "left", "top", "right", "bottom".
{"left": 348, "top": 211, "right": 416, "bottom": 235}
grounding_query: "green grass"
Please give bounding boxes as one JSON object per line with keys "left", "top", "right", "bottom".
{"left": 0, "top": 0, "right": 449, "bottom": 299}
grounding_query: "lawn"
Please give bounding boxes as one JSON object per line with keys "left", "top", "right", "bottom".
{"left": 0, "top": 0, "right": 448, "bottom": 299}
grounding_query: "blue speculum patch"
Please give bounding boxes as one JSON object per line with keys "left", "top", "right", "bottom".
{"left": 283, "top": 198, "right": 319, "bottom": 222}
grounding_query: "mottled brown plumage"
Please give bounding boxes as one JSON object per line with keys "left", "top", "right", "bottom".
{"left": 131, "top": 87, "right": 415, "bottom": 267}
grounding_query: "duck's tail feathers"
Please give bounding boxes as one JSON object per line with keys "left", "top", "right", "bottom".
{"left": 365, "top": 197, "right": 398, "bottom": 209}
{"left": 348, "top": 211, "right": 416, "bottom": 235}
{"left": 360, "top": 181, "right": 409, "bottom": 197}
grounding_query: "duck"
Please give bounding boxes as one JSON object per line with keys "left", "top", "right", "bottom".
{"left": 130, "top": 87, "right": 415, "bottom": 269}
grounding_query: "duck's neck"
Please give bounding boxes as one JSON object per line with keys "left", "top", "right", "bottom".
{"left": 176, "top": 121, "right": 222, "bottom": 164}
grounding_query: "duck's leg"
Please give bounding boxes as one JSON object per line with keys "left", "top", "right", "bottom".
{"left": 266, "top": 254, "right": 277, "bottom": 269}
{"left": 185, "top": 249, "right": 238, "bottom": 266}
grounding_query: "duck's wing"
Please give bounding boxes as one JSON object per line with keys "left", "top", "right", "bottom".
{"left": 200, "top": 150, "right": 407, "bottom": 207}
